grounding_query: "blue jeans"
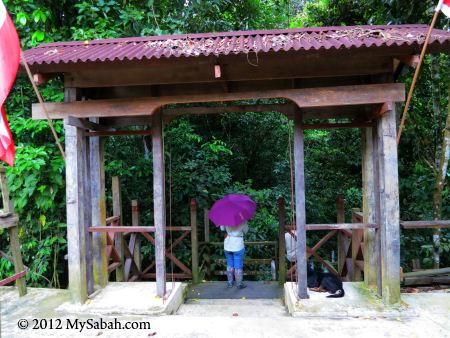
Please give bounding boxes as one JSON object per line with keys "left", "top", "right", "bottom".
{"left": 224, "top": 248, "right": 245, "bottom": 269}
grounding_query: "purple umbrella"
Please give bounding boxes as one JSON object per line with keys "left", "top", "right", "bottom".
{"left": 208, "top": 194, "right": 256, "bottom": 227}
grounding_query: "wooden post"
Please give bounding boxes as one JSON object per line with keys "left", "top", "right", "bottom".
{"left": 152, "top": 110, "right": 166, "bottom": 297}
{"left": 112, "top": 176, "right": 124, "bottom": 282}
{"left": 83, "top": 134, "right": 94, "bottom": 295}
{"left": 293, "top": 112, "right": 309, "bottom": 299}
{"left": 351, "top": 208, "right": 363, "bottom": 281}
{"left": 90, "top": 134, "right": 108, "bottom": 287}
{"left": 278, "top": 197, "right": 286, "bottom": 284}
{"left": 190, "top": 199, "right": 199, "bottom": 283}
{"left": 336, "top": 195, "right": 348, "bottom": 278}
{"left": 377, "top": 105, "right": 401, "bottom": 305}
{"left": 362, "top": 126, "right": 380, "bottom": 289}
{"left": 64, "top": 123, "right": 88, "bottom": 303}
{"left": 131, "top": 200, "right": 142, "bottom": 272}
{"left": 0, "top": 169, "right": 26, "bottom": 295}
{"left": 9, "top": 225, "right": 27, "bottom": 296}
{"left": 204, "top": 208, "right": 211, "bottom": 279}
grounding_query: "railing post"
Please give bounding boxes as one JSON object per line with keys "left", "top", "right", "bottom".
{"left": 190, "top": 199, "right": 199, "bottom": 283}
{"left": 131, "top": 200, "right": 141, "bottom": 272}
{"left": 351, "top": 208, "right": 362, "bottom": 281}
{"left": 278, "top": 197, "right": 286, "bottom": 284}
{"left": 336, "top": 195, "right": 349, "bottom": 279}
{"left": 203, "top": 208, "right": 211, "bottom": 279}
{"left": 112, "top": 176, "right": 124, "bottom": 282}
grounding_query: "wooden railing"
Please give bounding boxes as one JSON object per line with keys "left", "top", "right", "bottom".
{"left": 88, "top": 177, "right": 199, "bottom": 283}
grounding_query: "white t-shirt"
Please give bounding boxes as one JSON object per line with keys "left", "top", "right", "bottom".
{"left": 285, "top": 232, "right": 297, "bottom": 262}
{"left": 221, "top": 223, "right": 248, "bottom": 252}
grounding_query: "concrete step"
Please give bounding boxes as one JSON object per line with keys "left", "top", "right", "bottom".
{"left": 177, "top": 299, "right": 289, "bottom": 317}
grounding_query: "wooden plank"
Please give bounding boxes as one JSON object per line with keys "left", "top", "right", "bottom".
{"left": 82, "top": 130, "right": 94, "bottom": 295}
{"left": 61, "top": 53, "right": 392, "bottom": 88}
{"left": 106, "top": 215, "right": 120, "bottom": 224}
{"left": 362, "top": 126, "right": 380, "bottom": 288}
{"left": 112, "top": 176, "right": 125, "bottom": 282}
{"left": 403, "top": 267, "right": 450, "bottom": 278}
{"left": 0, "top": 270, "right": 27, "bottom": 287}
{"left": 190, "top": 199, "right": 199, "bottom": 283}
{"left": 306, "top": 223, "right": 378, "bottom": 230}
{"left": 401, "top": 220, "right": 450, "bottom": 229}
{"left": 32, "top": 84, "right": 405, "bottom": 120}
{"left": 206, "top": 241, "right": 277, "bottom": 246}
{"left": 377, "top": 104, "right": 401, "bottom": 305}
{"left": 404, "top": 276, "right": 450, "bottom": 286}
{"left": 90, "top": 131, "right": 108, "bottom": 287}
{"left": 89, "top": 226, "right": 156, "bottom": 233}
{"left": 66, "top": 116, "right": 112, "bottom": 131}
{"left": 141, "top": 273, "right": 192, "bottom": 279}
{"left": 372, "top": 124, "right": 382, "bottom": 296}
{"left": 307, "top": 230, "right": 337, "bottom": 259}
{"left": 107, "top": 262, "right": 121, "bottom": 273}
{"left": 152, "top": 110, "right": 166, "bottom": 297}
{"left": 0, "top": 215, "right": 19, "bottom": 229}
{"left": 278, "top": 197, "right": 286, "bottom": 284}
{"left": 203, "top": 208, "right": 211, "bottom": 279}
{"left": 214, "top": 259, "right": 273, "bottom": 264}
{"left": 293, "top": 112, "right": 308, "bottom": 299}
{"left": 131, "top": 200, "right": 141, "bottom": 271}
{"left": 85, "top": 130, "right": 152, "bottom": 137}
{"left": 8, "top": 225, "right": 27, "bottom": 296}
{"left": 64, "top": 123, "right": 88, "bottom": 303}
{"left": 303, "top": 122, "right": 374, "bottom": 130}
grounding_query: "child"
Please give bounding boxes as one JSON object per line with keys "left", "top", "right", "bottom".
{"left": 221, "top": 222, "right": 249, "bottom": 289}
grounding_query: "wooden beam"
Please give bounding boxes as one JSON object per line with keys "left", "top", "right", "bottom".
{"left": 366, "top": 102, "right": 393, "bottom": 120}
{"left": 60, "top": 53, "right": 392, "bottom": 88}
{"left": 303, "top": 122, "right": 374, "bottom": 130}
{"left": 293, "top": 112, "right": 308, "bottom": 299}
{"left": 306, "top": 223, "right": 378, "bottom": 230}
{"left": 131, "top": 200, "right": 142, "bottom": 272}
{"left": 112, "top": 176, "right": 124, "bottom": 282}
{"left": 90, "top": 132, "right": 108, "bottom": 288}
{"left": 64, "top": 122, "right": 88, "bottom": 303}
{"left": 362, "top": 125, "right": 380, "bottom": 289}
{"left": 190, "top": 199, "right": 199, "bottom": 284}
{"left": 85, "top": 130, "right": 152, "bottom": 137}
{"left": 395, "top": 55, "right": 420, "bottom": 68}
{"left": 401, "top": 220, "right": 450, "bottom": 229}
{"left": 152, "top": 110, "right": 166, "bottom": 297}
{"left": 377, "top": 103, "right": 401, "bottom": 305}
{"left": 278, "top": 197, "right": 286, "bottom": 284}
{"left": 89, "top": 226, "right": 156, "bottom": 232}
{"left": 67, "top": 116, "right": 112, "bottom": 131}
{"left": 32, "top": 83, "right": 405, "bottom": 120}
{"left": 82, "top": 128, "right": 94, "bottom": 295}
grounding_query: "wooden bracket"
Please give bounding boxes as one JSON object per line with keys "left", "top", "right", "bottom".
{"left": 66, "top": 116, "right": 113, "bottom": 131}
{"left": 366, "top": 102, "right": 393, "bottom": 121}
{"left": 394, "top": 55, "right": 420, "bottom": 68}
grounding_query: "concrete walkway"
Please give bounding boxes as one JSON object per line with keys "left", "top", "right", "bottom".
{"left": 1, "top": 284, "right": 449, "bottom": 338}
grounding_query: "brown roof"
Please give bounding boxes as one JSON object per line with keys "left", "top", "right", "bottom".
{"left": 24, "top": 25, "right": 450, "bottom": 66}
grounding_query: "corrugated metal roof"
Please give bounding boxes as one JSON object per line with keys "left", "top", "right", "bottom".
{"left": 23, "top": 25, "right": 450, "bottom": 66}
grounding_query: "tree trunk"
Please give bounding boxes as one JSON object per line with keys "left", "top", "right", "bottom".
{"left": 432, "top": 63, "right": 450, "bottom": 268}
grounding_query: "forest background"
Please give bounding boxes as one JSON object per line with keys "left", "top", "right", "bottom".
{"left": 0, "top": 0, "right": 449, "bottom": 288}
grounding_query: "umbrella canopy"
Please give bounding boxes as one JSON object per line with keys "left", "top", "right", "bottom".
{"left": 208, "top": 194, "right": 256, "bottom": 227}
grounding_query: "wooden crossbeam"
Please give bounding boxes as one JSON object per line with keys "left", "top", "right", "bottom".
{"left": 0, "top": 270, "right": 27, "bottom": 286}
{"left": 33, "top": 83, "right": 405, "bottom": 120}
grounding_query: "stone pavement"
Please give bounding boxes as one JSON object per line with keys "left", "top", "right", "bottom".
{"left": 1, "top": 284, "right": 449, "bottom": 338}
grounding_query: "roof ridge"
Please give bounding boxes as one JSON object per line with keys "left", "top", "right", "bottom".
{"left": 32, "top": 24, "right": 431, "bottom": 49}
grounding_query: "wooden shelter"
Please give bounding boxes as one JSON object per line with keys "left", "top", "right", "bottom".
{"left": 24, "top": 24, "right": 450, "bottom": 305}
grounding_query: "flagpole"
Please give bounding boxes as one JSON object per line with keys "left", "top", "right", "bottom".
{"left": 397, "top": 3, "right": 442, "bottom": 144}
{"left": 20, "top": 50, "right": 65, "bottom": 159}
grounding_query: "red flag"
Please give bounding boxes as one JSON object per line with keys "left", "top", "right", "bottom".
{"left": 0, "top": 1, "right": 19, "bottom": 167}
{"left": 437, "top": 0, "right": 450, "bottom": 17}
